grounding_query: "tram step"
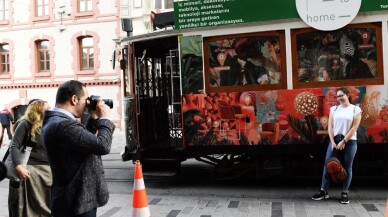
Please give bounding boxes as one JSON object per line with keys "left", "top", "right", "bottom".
{"left": 142, "top": 157, "right": 180, "bottom": 177}
{"left": 141, "top": 158, "right": 181, "bottom": 167}
{"left": 141, "top": 157, "right": 181, "bottom": 177}
{"left": 143, "top": 169, "right": 178, "bottom": 177}
{"left": 142, "top": 158, "right": 179, "bottom": 162}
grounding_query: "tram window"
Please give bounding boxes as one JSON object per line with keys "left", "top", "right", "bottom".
{"left": 124, "top": 71, "right": 131, "bottom": 96}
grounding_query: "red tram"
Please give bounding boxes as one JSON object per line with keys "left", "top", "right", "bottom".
{"left": 120, "top": 1, "right": 388, "bottom": 180}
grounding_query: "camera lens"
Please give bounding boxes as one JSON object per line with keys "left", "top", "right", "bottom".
{"left": 88, "top": 95, "right": 113, "bottom": 110}
{"left": 103, "top": 99, "right": 113, "bottom": 109}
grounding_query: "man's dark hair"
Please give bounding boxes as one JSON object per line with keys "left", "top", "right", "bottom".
{"left": 55, "top": 80, "right": 86, "bottom": 105}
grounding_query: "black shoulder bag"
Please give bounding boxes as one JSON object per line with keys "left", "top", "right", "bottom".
{"left": 2, "top": 125, "right": 31, "bottom": 182}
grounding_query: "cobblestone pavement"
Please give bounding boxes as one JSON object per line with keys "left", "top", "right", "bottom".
{"left": 0, "top": 131, "right": 387, "bottom": 217}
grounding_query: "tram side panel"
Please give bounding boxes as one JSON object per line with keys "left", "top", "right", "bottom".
{"left": 123, "top": 31, "right": 388, "bottom": 178}
{"left": 178, "top": 31, "right": 388, "bottom": 178}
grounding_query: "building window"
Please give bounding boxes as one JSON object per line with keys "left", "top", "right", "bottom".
{"left": 154, "top": 0, "right": 173, "bottom": 9}
{"left": 0, "top": 0, "right": 8, "bottom": 20}
{"left": 0, "top": 43, "right": 9, "bottom": 75}
{"left": 37, "top": 40, "right": 50, "bottom": 72}
{"left": 36, "top": 0, "right": 49, "bottom": 16}
{"left": 78, "top": 0, "right": 92, "bottom": 12}
{"left": 81, "top": 37, "right": 94, "bottom": 70}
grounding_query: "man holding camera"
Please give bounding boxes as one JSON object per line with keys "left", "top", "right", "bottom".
{"left": 42, "top": 80, "right": 115, "bottom": 217}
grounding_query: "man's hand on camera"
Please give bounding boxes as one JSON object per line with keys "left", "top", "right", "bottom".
{"left": 95, "top": 99, "right": 111, "bottom": 119}
{"left": 86, "top": 98, "right": 98, "bottom": 120}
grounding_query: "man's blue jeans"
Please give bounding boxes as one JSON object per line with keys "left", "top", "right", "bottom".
{"left": 320, "top": 140, "right": 357, "bottom": 192}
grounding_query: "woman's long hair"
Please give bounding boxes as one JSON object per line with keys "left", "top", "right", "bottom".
{"left": 18, "top": 100, "right": 47, "bottom": 142}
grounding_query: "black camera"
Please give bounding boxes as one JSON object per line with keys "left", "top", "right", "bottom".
{"left": 88, "top": 95, "right": 113, "bottom": 110}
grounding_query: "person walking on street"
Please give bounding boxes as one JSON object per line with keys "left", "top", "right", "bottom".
{"left": 0, "top": 106, "right": 14, "bottom": 145}
{"left": 0, "top": 125, "right": 3, "bottom": 147}
{"left": 8, "top": 100, "right": 52, "bottom": 217}
{"left": 42, "top": 80, "right": 115, "bottom": 217}
{"left": 312, "top": 87, "right": 362, "bottom": 204}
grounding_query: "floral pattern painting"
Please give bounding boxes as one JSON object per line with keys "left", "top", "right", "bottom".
{"left": 182, "top": 85, "right": 388, "bottom": 147}
{"left": 180, "top": 35, "right": 204, "bottom": 94}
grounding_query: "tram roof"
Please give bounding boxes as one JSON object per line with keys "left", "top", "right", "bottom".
{"left": 122, "top": 28, "right": 184, "bottom": 44}
{"left": 120, "top": 18, "right": 289, "bottom": 44}
{"left": 120, "top": 16, "right": 302, "bottom": 44}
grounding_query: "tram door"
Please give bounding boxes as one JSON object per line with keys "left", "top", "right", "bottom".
{"left": 134, "top": 44, "right": 182, "bottom": 150}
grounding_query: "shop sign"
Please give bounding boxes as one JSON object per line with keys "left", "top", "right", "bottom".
{"left": 174, "top": 0, "right": 387, "bottom": 30}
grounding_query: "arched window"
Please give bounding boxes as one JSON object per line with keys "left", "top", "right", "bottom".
{"left": 0, "top": 43, "right": 9, "bottom": 75}
{"left": 37, "top": 40, "right": 50, "bottom": 72}
{"left": 30, "top": 36, "right": 55, "bottom": 77}
{"left": 72, "top": 31, "right": 99, "bottom": 74}
{"left": 80, "top": 37, "right": 93, "bottom": 70}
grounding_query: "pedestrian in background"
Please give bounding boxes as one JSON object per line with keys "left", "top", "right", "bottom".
{"left": 0, "top": 125, "right": 3, "bottom": 147}
{"left": 8, "top": 100, "right": 52, "bottom": 217}
{"left": 0, "top": 106, "right": 14, "bottom": 145}
{"left": 312, "top": 87, "right": 362, "bottom": 204}
{"left": 42, "top": 80, "right": 115, "bottom": 217}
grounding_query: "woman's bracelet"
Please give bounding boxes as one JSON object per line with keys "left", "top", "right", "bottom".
{"left": 343, "top": 139, "right": 347, "bottom": 143}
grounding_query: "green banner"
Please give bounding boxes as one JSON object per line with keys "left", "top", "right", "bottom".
{"left": 174, "top": 0, "right": 388, "bottom": 30}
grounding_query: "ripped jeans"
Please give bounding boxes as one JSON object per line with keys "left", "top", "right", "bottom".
{"left": 320, "top": 139, "right": 357, "bottom": 192}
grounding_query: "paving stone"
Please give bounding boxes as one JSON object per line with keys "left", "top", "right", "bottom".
{"left": 283, "top": 214, "right": 297, "bottom": 217}
{"left": 344, "top": 210, "right": 360, "bottom": 217}
{"left": 362, "top": 204, "right": 379, "bottom": 212}
{"left": 178, "top": 206, "right": 193, "bottom": 215}
{"left": 369, "top": 212, "right": 384, "bottom": 217}
{"left": 228, "top": 200, "right": 240, "bottom": 208}
{"left": 294, "top": 209, "right": 307, "bottom": 217}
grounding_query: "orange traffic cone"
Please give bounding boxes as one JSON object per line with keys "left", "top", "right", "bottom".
{"left": 132, "top": 160, "right": 151, "bottom": 217}
{"left": 385, "top": 199, "right": 387, "bottom": 217}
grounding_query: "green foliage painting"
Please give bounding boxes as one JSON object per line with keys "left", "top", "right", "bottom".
{"left": 180, "top": 36, "right": 204, "bottom": 94}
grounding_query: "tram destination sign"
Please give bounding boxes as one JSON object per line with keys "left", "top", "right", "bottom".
{"left": 174, "top": 0, "right": 388, "bottom": 30}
